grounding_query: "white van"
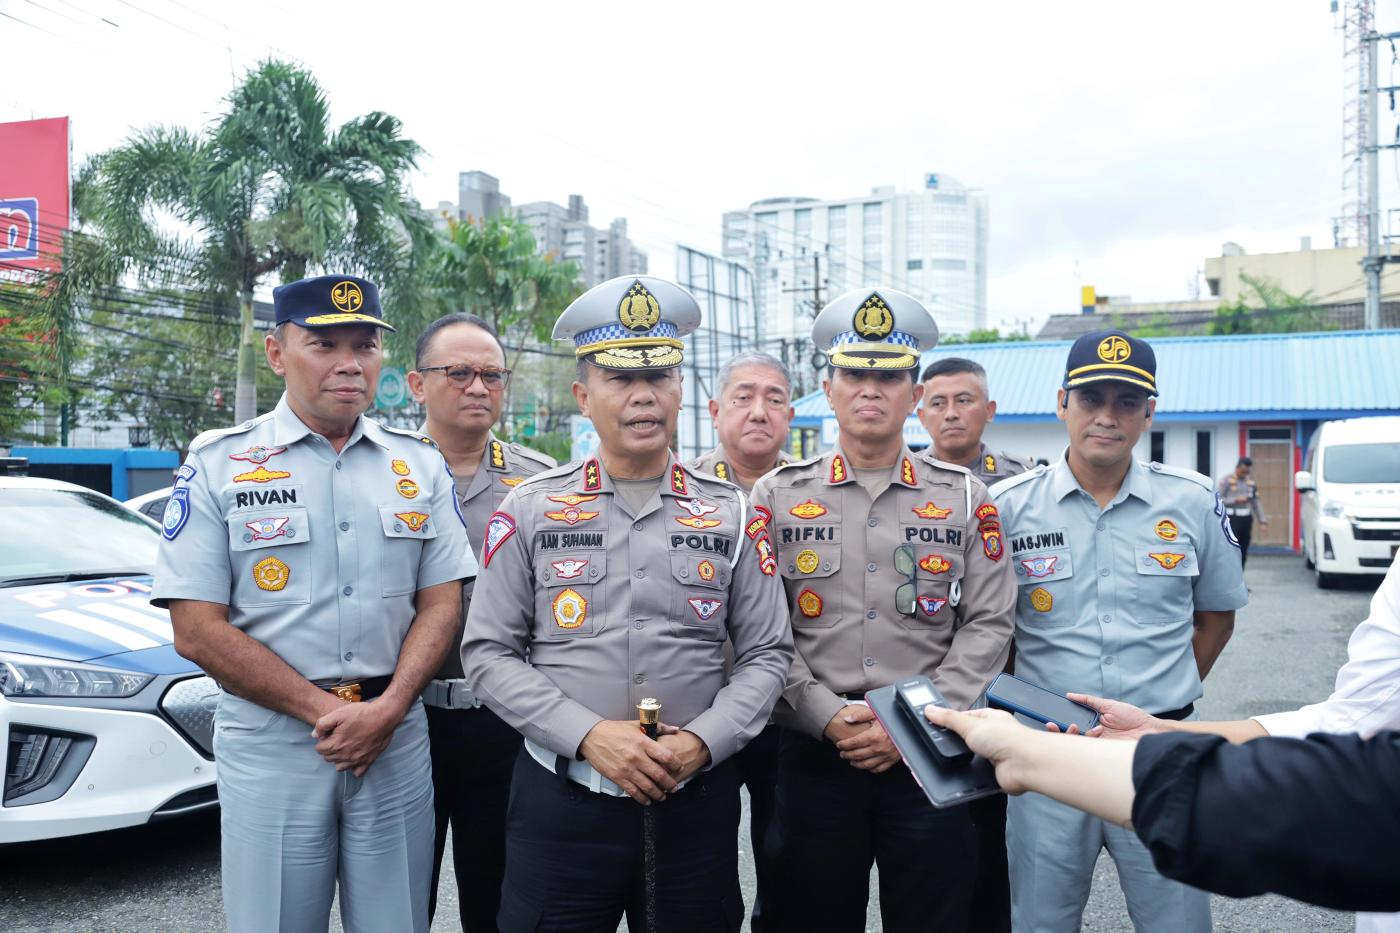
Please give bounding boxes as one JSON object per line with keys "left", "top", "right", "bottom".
{"left": 1296, "top": 416, "right": 1400, "bottom": 588}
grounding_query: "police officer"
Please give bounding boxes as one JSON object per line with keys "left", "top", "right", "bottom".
{"left": 989, "top": 329, "right": 1246, "bottom": 933}
{"left": 751, "top": 288, "right": 1016, "bottom": 933}
{"left": 685, "top": 349, "right": 794, "bottom": 933}
{"left": 406, "top": 313, "right": 556, "bottom": 931}
{"left": 920, "top": 356, "right": 1035, "bottom": 484}
{"left": 463, "top": 275, "right": 794, "bottom": 931}
{"left": 1217, "top": 456, "right": 1268, "bottom": 566}
{"left": 153, "top": 276, "right": 476, "bottom": 933}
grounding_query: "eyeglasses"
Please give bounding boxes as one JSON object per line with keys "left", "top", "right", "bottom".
{"left": 418, "top": 365, "right": 512, "bottom": 390}
{"left": 894, "top": 545, "right": 917, "bottom": 617}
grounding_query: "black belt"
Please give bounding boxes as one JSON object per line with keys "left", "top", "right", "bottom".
{"left": 838, "top": 691, "right": 868, "bottom": 701}
{"left": 1155, "top": 702, "right": 1195, "bottom": 721}
{"left": 318, "top": 674, "right": 393, "bottom": 703}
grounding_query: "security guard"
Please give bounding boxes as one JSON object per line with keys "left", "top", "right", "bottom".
{"left": 153, "top": 275, "right": 476, "bottom": 933}
{"left": 685, "top": 349, "right": 794, "bottom": 933}
{"left": 406, "top": 313, "right": 556, "bottom": 931}
{"left": 1216, "top": 456, "right": 1268, "bottom": 566}
{"left": 463, "top": 275, "right": 794, "bottom": 931}
{"left": 989, "top": 329, "right": 1246, "bottom": 933}
{"left": 918, "top": 353, "right": 1031, "bottom": 933}
{"left": 751, "top": 288, "right": 1016, "bottom": 933}
{"left": 920, "top": 356, "right": 1035, "bottom": 484}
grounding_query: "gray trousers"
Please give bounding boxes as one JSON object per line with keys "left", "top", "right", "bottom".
{"left": 1007, "top": 789, "right": 1211, "bottom": 933}
{"left": 213, "top": 693, "right": 434, "bottom": 933}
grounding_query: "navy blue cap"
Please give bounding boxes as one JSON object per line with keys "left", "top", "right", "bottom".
{"left": 272, "top": 275, "right": 395, "bottom": 332}
{"left": 1063, "top": 329, "right": 1157, "bottom": 396}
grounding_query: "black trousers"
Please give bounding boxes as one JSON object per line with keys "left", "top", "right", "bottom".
{"left": 496, "top": 749, "right": 744, "bottom": 932}
{"left": 967, "top": 792, "right": 1010, "bottom": 933}
{"left": 426, "top": 704, "right": 522, "bottom": 932}
{"left": 775, "top": 728, "right": 978, "bottom": 933}
{"left": 733, "top": 723, "right": 783, "bottom": 933}
{"left": 1229, "top": 514, "right": 1254, "bottom": 566}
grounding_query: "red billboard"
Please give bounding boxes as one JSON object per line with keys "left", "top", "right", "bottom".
{"left": 0, "top": 117, "right": 70, "bottom": 286}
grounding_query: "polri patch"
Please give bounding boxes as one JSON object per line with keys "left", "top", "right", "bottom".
{"left": 482, "top": 512, "right": 516, "bottom": 567}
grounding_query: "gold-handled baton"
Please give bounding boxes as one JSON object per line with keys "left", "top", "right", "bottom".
{"left": 638, "top": 697, "right": 662, "bottom": 933}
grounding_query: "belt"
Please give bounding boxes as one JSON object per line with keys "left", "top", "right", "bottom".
{"left": 838, "top": 691, "right": 870, "bottom": 701}
{"left": 316, "top": 674, "right": 393, "bottom": 703}
{"left": 1155, "top": 702, "right": 1195, "bottom": 721}
{"left": 524, "top": 738, "right": 691, "bottom": 797}
{"left": 1227, "top": 508, "right": 1253, "bottom": 517}
{"left": 422, "top": 678, "right": 483, "bottom": 710}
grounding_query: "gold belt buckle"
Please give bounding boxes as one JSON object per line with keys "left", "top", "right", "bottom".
{"left": 330, "top": 682, "right": 362, "bottom": 702}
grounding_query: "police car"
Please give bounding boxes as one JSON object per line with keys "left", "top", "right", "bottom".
{"left": 1, "top": 472, "right": 217, "bottom": 843}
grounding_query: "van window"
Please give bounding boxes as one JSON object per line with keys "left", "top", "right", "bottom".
{"left": 1323, "top": 443, "right": 1400, "bottom": 484}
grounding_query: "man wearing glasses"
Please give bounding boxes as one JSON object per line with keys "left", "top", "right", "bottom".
{"left": 685, "top": 350, "right": 794, "bottom": 933}
{"left": 406, "top": 313, "right": 556, "bottom": 931}
{"left": 988, "top": 330, "right": 1245, "bottom": 933}
{"left": 751, "top": 288, "right": 1015, "bottom": 932}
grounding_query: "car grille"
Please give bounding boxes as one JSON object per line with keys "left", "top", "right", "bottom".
{"left": 160, "top": 675, "right": 219, "bottom": 760}
{"left": 1352, "top": 523, "right": 1400, "bottom": 541}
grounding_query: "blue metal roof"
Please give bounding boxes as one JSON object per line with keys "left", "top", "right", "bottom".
{"left": 791, "top": 329, "right": 1400, "bottom": 426}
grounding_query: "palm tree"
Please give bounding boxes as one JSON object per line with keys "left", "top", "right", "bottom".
{"left": 73, "top": 59, "right": 431, "bottom": 422}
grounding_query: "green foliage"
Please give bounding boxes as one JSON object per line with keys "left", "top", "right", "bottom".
{"left": 1208, "top": 274, "right": 1334, "bottom": 336}
{"left": 63, "top": 58, "right": 432, "bottom": 428}
{"left": 940, "top": 327, "right": 1031, "bottom": 345}
{"left": 0, "top": 281, "right": 70, "bottom": 443}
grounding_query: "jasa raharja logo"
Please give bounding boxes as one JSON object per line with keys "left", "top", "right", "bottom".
{"left": 0, "top": 199, "right": 40, "bottom": 260}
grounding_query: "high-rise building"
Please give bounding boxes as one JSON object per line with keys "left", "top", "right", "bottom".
{"left": 722, "top": 174, "right": 988, "bottom": 343}
{"left": 458, "top": 171, "right": 512, "bottom": 223}
{"left": 516, "top": 194, "right": 647, "bottom": 287}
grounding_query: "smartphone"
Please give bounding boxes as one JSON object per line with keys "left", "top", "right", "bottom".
{"left": 985, "top": 673, "right": 1100, "bottom": 732}
{"left": 894, "top": 676, "right": 972, "bottom": 765}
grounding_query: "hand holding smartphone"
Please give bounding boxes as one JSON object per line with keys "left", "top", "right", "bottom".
{"left": 985, "top": 673, "right": 1100, "bottom": 732}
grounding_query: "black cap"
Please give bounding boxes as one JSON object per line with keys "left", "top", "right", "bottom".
{"left": 1063, "top": 329, "right": 1157, "bottom": 396}
{"left": 272, "top": 275, "right": 394, "bottom": 332}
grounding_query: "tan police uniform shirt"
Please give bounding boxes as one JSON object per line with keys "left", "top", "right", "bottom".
{"left": 1216, "top": 473, "right": 1267, "bottom": 523}
{"left": 687, "top": 444, "right": 794, "bottom": 491}
{"left": 751, "top": 445, "right": 1017, "bottom": 738}
{"left": 968, "top": 444, "right": 1036, "bottom": 486}
{"left": 432, "top": 433, "right": 555, "bottom": 680}
{"left": 462, "top": 454, "right": 794, "bottom": 765}
{"left": 152, "top": 394, "right": 477, "bottom": 684}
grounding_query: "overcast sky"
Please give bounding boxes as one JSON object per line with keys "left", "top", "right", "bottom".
{"left": 3, "top": 0, "right": 1392, "bottom": 331}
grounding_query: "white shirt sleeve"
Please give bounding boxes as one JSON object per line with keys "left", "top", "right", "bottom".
{"left": 1254, "top": 556, "right": 1400, "bottom": 739}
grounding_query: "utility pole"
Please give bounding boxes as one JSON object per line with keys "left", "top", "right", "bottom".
{"left": 1365, "top": 27, "right": 1382, "bottom": 329}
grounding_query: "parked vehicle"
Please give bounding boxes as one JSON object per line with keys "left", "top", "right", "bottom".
{"left": 1296, "top": 416, "right": 1400, "bottom": 588}
{"left": 1, "top": 474, "right": 216, "bottom": 843}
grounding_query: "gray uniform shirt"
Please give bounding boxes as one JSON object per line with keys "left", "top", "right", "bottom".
{"left": 152, "top": 394, "right": 477, "bottom": 684}
{"left": 462, "top": 454, "right": 794, "bottom": 765}
{"left": 752, "top": 445, "right": 1017, "bottom": 738}
{"left": 687, "top": 443, "right": 793, "bottom": 492}
{"left": 433, "top": 433, "right": 555, "bottom": 680}
{"left": 991, "top": 456, "right": 1248, "bottom": 715}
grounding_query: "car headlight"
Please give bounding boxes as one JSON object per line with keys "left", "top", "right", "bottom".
{"left": 0, "top": 651, "right": 153, "bottom": 698}
{"left": 1321, "top": 499, "right": 1349, "bottom": 519}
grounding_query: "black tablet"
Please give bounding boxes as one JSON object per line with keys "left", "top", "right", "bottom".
{"left": 865, "top": 684, "right": 1003, "bottom": 809}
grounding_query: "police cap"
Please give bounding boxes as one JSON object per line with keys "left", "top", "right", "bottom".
{"left": 553, "top": 276, "right": 701, "bottom": 371}
{"left": 811, "top": 287, "right": 939, "bottom": 371}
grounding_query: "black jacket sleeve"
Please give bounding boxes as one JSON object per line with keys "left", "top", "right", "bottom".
{"left": 1131, "top": 730, "right": 1400, "bottom": 911}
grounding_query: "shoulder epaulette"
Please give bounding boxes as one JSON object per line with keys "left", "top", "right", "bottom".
{"left": 377, "top": 422, "right": 438, "bottom": 448}
{"left": 920, "top": 455, "right": 972, "bottom": 477}
{"left": 512, "top": 459, "right": 583, "bottom": 492}
{"left": 773, "top": 454, "right": 822, "bottom": 473}
{"left": 1147, "top": 461, "right": 1213, "bottom": 491}
{"left": 509, "top": 442, "right": 557, "bottom": 470}
{"left": 989, "top": 464, "right": 1048, "bottom": 498}
{"left": 187, "top": 415, "right": 265, "bottom": 453}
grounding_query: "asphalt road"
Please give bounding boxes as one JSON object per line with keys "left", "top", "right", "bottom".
{"left": 0, "top": 554, "right": 1380, "bottom": 932}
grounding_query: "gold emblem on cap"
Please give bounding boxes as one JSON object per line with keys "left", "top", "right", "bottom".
{"left": 331, "top": 280, "right": 364, "bottom": 314}
{"left": 1097, "top": 335, "right": 1131, "bottom": 363}
{"left": 618, "top": 279, "right": 661, "bottom": 333}
{"left": 852, "top": 293, "right": 895, "bottom": 340}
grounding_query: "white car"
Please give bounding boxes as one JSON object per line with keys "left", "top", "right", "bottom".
{"left": 1, "top": 474, "right": 217, "bottom": 843}
{"left": 124, "top": 486, "right": 173, "bottom": 525}
{"left": 1296, "top": 416, "right": 1400, "bottom": 588}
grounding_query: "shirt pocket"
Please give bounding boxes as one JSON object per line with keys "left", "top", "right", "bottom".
{"left": 900, "top": 549, "right": 964, "bottom": 631}
{"left": 779, "top": 542, "right": 841, "bottom": 630}
{"left": 1014, "top": 548, "right": 1076, "bottom": 629}
{"left": 379, "top": 506, "right": 440, "bottom": 597}
{"left": 1132, "top": 543, "right": 1199, "bottom": 625}
{"left": 228, "top": 507, "right": 311, "bottom": 607}
{"left": 668, "top": 553, "right": 731, "bottom": 640}
{"left": 535, "top": 554, "right": 607, "bottom": 639}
